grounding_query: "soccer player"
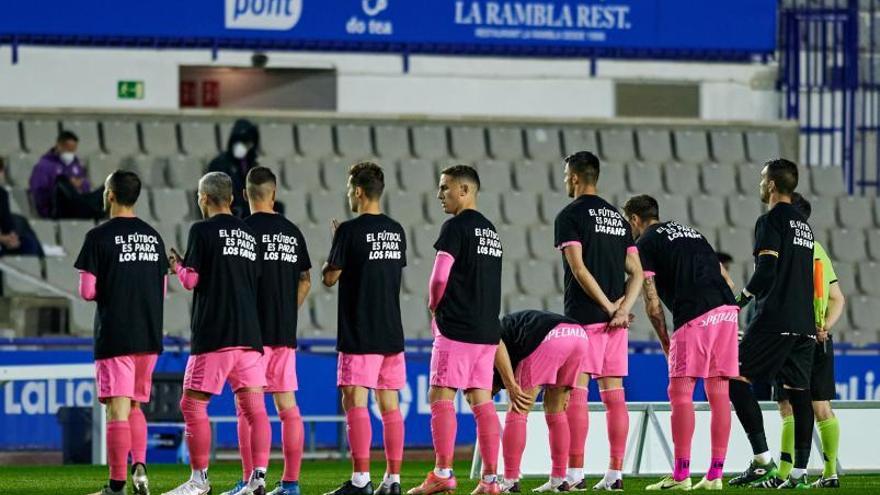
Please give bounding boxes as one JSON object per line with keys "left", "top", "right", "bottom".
{"left": 766, "top": 193, "right": 845, "bottom": 489}
{"left": 219, "top": 167, "right": 311, "bottom": 495}
{"left": 493, "top": 310, "right": 590, "bottom": 493}
{"left": 77, "top": 170, "right": 167, "bottom": 495}
{"left": 623, "top": 195, "right": 739, "bottom": 490}
{"left": 163, "top": 172, "right": 270, "bottom": 495}
{"left": 553, "top": 152, "right": 643, "bottom": 491}
{"left": 727, "top": 159, "right": 817, "bottom": 489}
{"left": 409, "top": 165, "right": 503, "bottom": 495}
{"left": 322, "top": 162, "right": 407, "bottom": 495}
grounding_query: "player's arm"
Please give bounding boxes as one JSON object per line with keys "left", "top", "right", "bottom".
{"left": 78, "top": 271, "right": 97, "bottom": 301}
{"left": 720, "top": 262, "right": 736, "bottom": 291}
{"left": 428, "top": 251, "right": 455, "bottom": 311}
{"left": 494, "top": 341, "right": 530, "bottom": 412}
{"left": 323, "top": 219, "right": 344, "bottom": 287}
{"left": 297, "top": 270, "right": 311, "bottom": 308}
{"left": 562, "top": 244, "right": 615, "bottom": 316}
{"left": 612, "top": 248, "right": 645, "bottom": 323}
{"left": 738, "top": 250, "right": 778, "bottom": 306}
{"left": 642, "top": 276, "right": 669, "bottom": 355}
{"left": 321, "top": 263, "right": 341, "bottom": 287}
{"left": 824, "top": 281, "right": 845, "bottom": 332}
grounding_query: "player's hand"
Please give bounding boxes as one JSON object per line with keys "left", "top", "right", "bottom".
{"left": 330, "top": 218, "right": 340, "bottom": 239}
{"left": 507, "top": 382, "right": 531, "bottom": 414}
{"left": 608, "top": 308, "right": 630, "bottom": 329}
{"left": 168, "top": 248, "right": 182, "bottom": 273}
{"left": 735, "top": 290, "right": 753, "bottom": 309}
{"left": 604, "top": 296, "right": 623, "bottom": 318}
{"left": 816, "top": 327, "right": 829, "bottom": 343}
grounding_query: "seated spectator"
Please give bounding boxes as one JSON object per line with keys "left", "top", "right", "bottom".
{"left": 28, "top": 131, "right": 104, "bottom": 219}
{"left": 208, "top": 119, "right": 260, "bottom": 217}
{"left": 0, "top": 158, "right": 43, "bottom": 256}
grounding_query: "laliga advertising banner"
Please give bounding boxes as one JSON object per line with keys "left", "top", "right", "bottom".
{"left": 0, "top": 0, "right": 776, "bottom": 56}
{"left": 2, "top": 347, "right": 880, "bottom": 452}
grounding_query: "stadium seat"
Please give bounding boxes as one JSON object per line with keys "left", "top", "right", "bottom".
{"left": 450, "top": 125, "right": 488, "bottom": 161}
{"left": 311, "top": 292, "right": 339, "bottom": 331}
{"left": 140, "top": 121, "right": 180, "bottom": 157}
{"left": 539, "top": 191, "right": 569, "bottom": 224}
{"left": 335, "top": 124, "right": 373, "bottom": 159}
{"left": 497, "top": 224, "right": 529, "bottom": 260}
{"left": 813, "top": 227, "right": 830, "bottom": 250}
{"left": 274, "top": 189, "right": 309, "bottom": 226}
{"left": 102, "top": 120, "right": 142, "bottom": 157}
{"left": 309, "top": 190, "right": 349, "bottom": 225}
{"left": 282, "top": 158, "right": 323, "bottom": 191}
{"left": 31, "top": 219, "right": 58, "bottom": 247}
{"left": 179, "top": 121, "right": 219, "bottom": 160}
{"left": 296, "top": 123, "right": 335, "bottom": 159}
{"left": 153, "top": 222, "right": 179, "bottom": 253}
{"left": 673, "top": 130, "right": 710, "bottom": 164}
{"left": 543, "top": 294, "right": 564, "bottom": 314}
{"left": 300, "top": 223, "right": 331, "bottom": 266}
{"left": 21, "top": 119, "right": 59, "bottom": 154}
{"left": 385, "top": 190, "right": 425, "bottom": 227}
{"left": 833, "top": 261, "right": 856, "bottom": 296}
{"left": 625, "top": 162, "right": 663, "bottom": 194}
{"left": 843, "top": 329, "right": 880, "bottom": 347}
{"left": 658, "top": 194, "right": 689, "bottom": 224}
{"left": 411, "top": 125, "right": 449, "bottom": 160}
{"left": 411, "top": 224, "right": 438, "bottom": 259}
{"left": 259, "top": 122, "right": 296, "bottom": 160}
{"left": 1, "top": 255, "right": 44, "bottom": 296}
{"left": 69, "top": 299, "right": 94, "bottom": 335}
{"left": 479, "top": 191, "right": 503, "bottom": 224}
{"left": 526, "top": 224, "right": 555, "bottom": 260}
{"left": 710, "top": 130, "right": 747, "bottom": 164}
{"left": 727, "top": 195, "right": 763, "bottom": 228}
{"left": 628, "top": 297, "right": 654, "bottom": 341}
{"left": 599, "top": 128, "right": 636, "bottom": 163}
{"left": 62, "top": 120, "right": 102, "bottom": 156}
{"left": 402, "top": 257, "right": 431, "bottom": 295}
{"left": 636, "top": 129, "right": 674, "bottom": 164}
{"left": 0, "top": 119, "right": 22, "bottom": 156}
{"left": 177, "top": 221, "right": 197, "bottom": 251}
{"left": 488, "top": 126, "right": 524, "bottom": 161}
{"left": 868, "top": 229, "right": 880, "bottom": 261}
{"left": 849, "top": 295, "right": 880, "bottom": 331}
{"left": 320, "top": 157, "right": 351, "bottom": 191}
{"left": 874, "top": 197, "right": 880, "bottom": 226}
{"left": 663, "top": 162, "right": 701, "bottom": 196}
{"left": 524, "top": 127, "right": 561, "bottom": 161}
{"left": 373, "top": 125, "right": 411, "bottom": 161}
{"left": 857, "top": 261, "right": 880, "bottom": 296}
{"left": 837, "top": 196, "right": 874, "bottom": 229}
{"left": 810, "top": 166, "right": 847, "bottom": 197}
{"left": 7, "top": 152, "right": 38, "bottom": 187}
{"left": 400, "top": 294, "right": 430, "bottom": 336}
{"left": 579, "top": 161, "right": 625, "bottom": 195}
{"left": 745, "top": 131, "right": 781, "bottom": 162}
{"left": 725, "top": 261, "right": 747, "bottom": 290}
{"left": 165, "top": 156, "right": 203, "bottom": 190}
{"left": 698, "top": 163, "right": 737, "bottom": 196}
{"left": 59, "top": 221, "right": 92, "bottom": 257}
{"left": 475, "top": 160, "right": 514, "bottom": 192}
{"left": 735, "top": 162, "right": 763, "bottom": 196}
{"left": 397, "top": 158, "right": 436, "bottom": 193}
{"left": 517, "top": 259, "right": 557, "bottom": 296}
{"left": 501, "top": 191, "right": 540, "bottom": 226}
{"left": 505, "top": 294, "right": 545, "bottom": 313}
{"left": 561, "top": 128, "right": 598, "bottom": 156}
{"left": 163, "top": 295, "right": 190, "bottom": 337}
{"left": 717, "top": 227, "right": 753, "bottom": 259}
{"left": 809, "top": 196, "right": 837, "bottom": 230}
{"left": 44, "top": 256, "right": 78, "bottom": 293}
{"left": 513, "top": 160, "right": 553, "bottom": 192}
{"left": 689, "top": 195, "right": 726, "bottom": 229}
{"left": 830, "top": 229, "right": 867, "bottom": 263}
{"left": 423, "top": 192, "right": 449, "bottom": 225}
{"left": 151, "top": 188, "right": 193, "bottom": 223}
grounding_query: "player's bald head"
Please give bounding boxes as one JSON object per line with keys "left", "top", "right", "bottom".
{"left": 246, "top": 166, "right": 277, "bottom": 202}
{"left": 199, "top": 171, "right": 233, "bottom": 206}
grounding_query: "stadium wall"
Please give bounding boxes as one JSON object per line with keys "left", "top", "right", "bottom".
{"left": 0, "top": 46, "right": 777, "bottom": 120}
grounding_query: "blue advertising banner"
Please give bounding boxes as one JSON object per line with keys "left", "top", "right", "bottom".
{"left": 0, "top": 1, "right": 777, "bottom": 59}
{"left": 2, "top": 345, "right": 878, "bottom": 452}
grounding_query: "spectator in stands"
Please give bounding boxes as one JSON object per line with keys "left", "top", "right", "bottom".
{"left": 29, "top": 131, "right": 93, "bottom": 218}
{"left": 208, "top": 119, "right": 260, "bottom": 217}
{"left": 0, "top": 158, "right": 42, "bottom": 256}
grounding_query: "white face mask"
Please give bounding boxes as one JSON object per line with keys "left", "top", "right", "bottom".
{"left": 232, "top": 142, "right": 249, "bottom": 160}
{"left": 60, "top": 151, "right": 76, "bottom": 166}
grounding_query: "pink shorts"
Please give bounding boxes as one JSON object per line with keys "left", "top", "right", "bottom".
{"left": 430, "top": 332, "right": 498, "bottom": 391}
{"left": 582, "top": 323, "right": 629, "bottom": 378}
{"left": 95, "top": 353, "right": 158, "bottom": 403}
{"left": 184, "top": 347, "right": 267, "bottom": 395}
{"left": 262, "top": 346, "right": 298, "bottom": 393}
{"left": 337, "top": 352, "right": 406, "bottom": 390}
{"left": 516, "top": 324, "right": 589, "bottom": 390}
{"left": 669, "top": 305, "right": 740, "bottom": 378}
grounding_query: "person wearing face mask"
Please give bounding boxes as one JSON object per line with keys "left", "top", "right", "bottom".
{"left": 29, "top": 130, "right": 93, "bottom": 218}
{"left": 208, "top": 119, "right": 260, "bottom": 218}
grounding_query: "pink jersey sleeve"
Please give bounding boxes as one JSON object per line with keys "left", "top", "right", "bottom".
{"left": 78, "top": 271, "right": 97, "bottom": 301}
{"left": 176, "top": 264, "right": 199, "bottom": 291}
{"left": 428, "top": 251, "right": 455, "bottom": 311}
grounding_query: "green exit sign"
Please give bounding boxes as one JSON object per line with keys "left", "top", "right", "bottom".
{"left": 117, "top": 80, "right": 145, "bottom": 100}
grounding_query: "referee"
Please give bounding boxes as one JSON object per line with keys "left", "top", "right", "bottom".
{"left": 728, "top": 159, "right": 817, "bottom": 489}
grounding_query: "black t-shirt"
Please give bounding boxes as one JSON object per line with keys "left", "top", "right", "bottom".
{"left": 637, "top": 221, "right": 736, "bottom": 330}
{"left": 554, "top": 194, "right": 634, "bottom": 325}
{"left": 327, "top": 213, "right": 406, "bottom": 354}
{"left": 433, "top": 209, "right": 503, "bottom": 344}
{"left": 245, "top": 212, "right": 311, "bottom": 348}
{"left": 74, "top": 217, "right": 168, "bottom": 360}
{"left": 747, "top": 202, "right": 815, "bottom": 336}
{"left": 183, "top": 214, "right": 263, "bottom": 354}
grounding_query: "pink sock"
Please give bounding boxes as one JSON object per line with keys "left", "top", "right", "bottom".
{"left": 180, "top": 395, "right": 211, "bottom": 471}
{"left": 107, "top": 420, "right": 131, "bottom": 482}
{"left": 567, "top": 388, "right": 588, "bottom": 468}
{"left": 545, "top": 412, "right": 570, "bottom": 479}
{"left": 431, "top": 400, "right": 457, "bottom": 469}
{"left": 346, "top": 407, "right": 372, "bottom": 472}
{"left": 128, "top": 407, "right": 148, "bottom": 466}
{"left": 473, "top": 402, "right": 501, "bottom": 476}
{"left": 669, "top": 377, "right": 696, "bottom": 481}
{"left": 382, "top": 409, "right": 404, "bottom": 475}
{"left": 600, "top": 388, "right": 628, "bottom": 469}
{"left": 236, "top": 401, "right": 253, "bottom": 480}
{"left": 705, "top": 377, "right": 731, "bottom": 480}
{"left": 280, "top": 406, "right": 304, "bottom": 482}
{"left": 237, "top": 391, "right": 271, "bottom": 471}
{"left": 502, "top": 411, "right": 528, "bottom": 480}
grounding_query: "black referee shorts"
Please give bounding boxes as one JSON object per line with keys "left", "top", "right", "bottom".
{"left": 773, "top": 336, "right": 836, "bottom": 402}
{"left": 739, "top": 331, "right": 815, "bottom": 390}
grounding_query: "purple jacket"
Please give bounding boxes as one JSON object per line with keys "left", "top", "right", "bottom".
{"left": 29, "top": 150, "right": 91, "bottom": 218}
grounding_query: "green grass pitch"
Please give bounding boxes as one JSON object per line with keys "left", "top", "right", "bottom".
{"left": 1, "top": 460, "right": 879, "bottom": 494}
